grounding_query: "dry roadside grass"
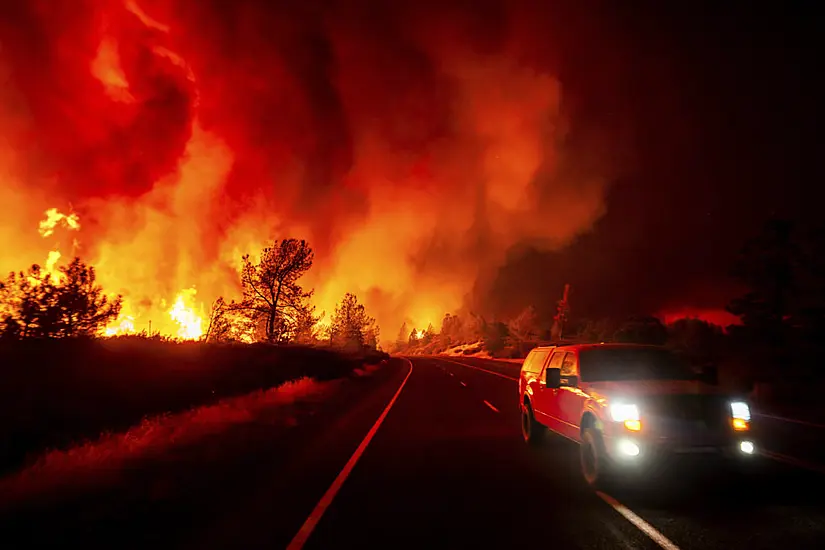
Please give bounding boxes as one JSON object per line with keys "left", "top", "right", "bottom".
{"left": 0, "top": 365, "right": 380, "bottom": 506}
{"left": 0, "top": 339, "right": 385, "bottom": 476}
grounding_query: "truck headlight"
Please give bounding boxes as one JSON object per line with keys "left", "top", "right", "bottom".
{"left": 610, "top": 403, "right": 641, "bottom": 431}
{"left": 730, "top": 401, "right": 751, "bottom": 431}
{"left": 617, "top": 439, "right": 641, "bottom": 457}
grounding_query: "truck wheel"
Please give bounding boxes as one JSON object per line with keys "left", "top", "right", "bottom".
{"left": 581, "top": 427, "right": 612, "bottom": 488}
{"left": 521, "top": 401, "right": 545, "bottom": 446}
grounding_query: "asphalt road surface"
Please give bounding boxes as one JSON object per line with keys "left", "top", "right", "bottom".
{"left": 2, "top": 356, "right": 825, "bottom": 549}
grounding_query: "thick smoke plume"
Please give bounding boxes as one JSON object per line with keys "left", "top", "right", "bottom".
{"left": 0, "top": 0, "right": 621, "bottom": 339}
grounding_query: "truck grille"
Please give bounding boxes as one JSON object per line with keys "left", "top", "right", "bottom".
{"left": 644, "top": 395, "right": 728, "bottom": 430}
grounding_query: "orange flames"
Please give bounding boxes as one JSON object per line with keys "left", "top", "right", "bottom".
{"left": 35, "top": 206, "right": 206, "bottom": 339}
{"left": 0, "top": 1, "right": 613, "bottom": 342}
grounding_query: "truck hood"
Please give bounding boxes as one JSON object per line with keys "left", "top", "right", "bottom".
{"left": 586, "top": 379, "right": 727, "bottom": 398}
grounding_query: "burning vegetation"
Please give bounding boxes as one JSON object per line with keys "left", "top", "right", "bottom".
{"left": 1, "top": 208, "right": 379, "bottom": 348}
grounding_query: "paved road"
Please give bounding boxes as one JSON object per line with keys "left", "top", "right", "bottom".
{"left": 298, "top": 356, "right": 825, "bottom": 550}
{"left": 2, "top": 356, "right": 825, "bottom": 549}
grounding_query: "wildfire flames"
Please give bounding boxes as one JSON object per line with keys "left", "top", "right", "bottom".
{"left": 0, "top": 1, "right": 613, "bottom": 341}
{"left": 35, "top": 206, "right": 205, "bottom": 339}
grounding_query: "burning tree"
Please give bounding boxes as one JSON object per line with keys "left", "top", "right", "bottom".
{"left": 395, "top": 322, "right": 409, "bottom": 351}
{"left": 507, "top": 305, "right": 540, "bottom": 356}
{"left": 461, "top": 312, "right": 485, "bottom": 343}
{"left": 204, "top": 297, "right": 232, "bottom": 343}
{"left": 481, "top": 319, "right": 509, "bottom": 354}
{"left": 422, "top": 323, "right": 435, "bottom": 344}
{"left": 508, "top": 305, "right": 539, "bottom": 342}
{"left": 439, "top": 313, "right": 460, "bottom": 347}
{"left": 291, "top": 304, "right": 323, "bottom": 344}
{"left": 364, "top": 324, "right": 380, "bottom": 350}
{"left": 0, "top": 258, "right": 122, "bottom": 338}
{"left": 328, "top": 292, "right": 379, "bottom": 350}
{"left": 237, "top": 239, "right": 315, "bottom": 343}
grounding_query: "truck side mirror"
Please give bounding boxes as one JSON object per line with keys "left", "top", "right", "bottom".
{"left": 545, "top": 368, "right": 561, "bottom": 389}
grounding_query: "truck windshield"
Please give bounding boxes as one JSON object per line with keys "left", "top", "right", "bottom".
{"left": 579, "top": 348, "right": 695, "bottom": 382}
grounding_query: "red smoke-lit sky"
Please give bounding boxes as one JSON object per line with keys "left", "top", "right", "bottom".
{"left": 0, "top": 0, "right": 821, "bottom": 338}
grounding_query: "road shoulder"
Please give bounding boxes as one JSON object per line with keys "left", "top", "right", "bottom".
{"left": 0, "top": 359, "right": 409, "bottom": 550}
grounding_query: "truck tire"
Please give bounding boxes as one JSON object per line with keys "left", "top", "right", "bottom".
{"left": 581, "top": 427, "right": 612, "bottom": 488}
{"left": 521, "top": 401, "right": 545, "bottom": 446}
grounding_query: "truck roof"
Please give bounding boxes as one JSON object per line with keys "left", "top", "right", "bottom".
{"left": 528, "top": 345, "right": 557, "bottom": 352}
{"left": 553, "top": 342, "right": 667, "bottom": 353}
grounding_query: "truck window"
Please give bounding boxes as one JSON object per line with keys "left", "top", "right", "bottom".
{"left": 560, "top": 353, "right": 578, "bottom": 377}
{"left": 546, "top": 351, "right": 565, "bottom": 371}
{"left": 523, "top": 349, "right": 552, "bottom": 374}
{"left": 531, "top": 350, "right": 550, "bottom": 373}
{"left": 579, "top": 347, "right": 694, "bottom": 382}
{"left": 521, "top": 352, "right": 537, "bottom": 374}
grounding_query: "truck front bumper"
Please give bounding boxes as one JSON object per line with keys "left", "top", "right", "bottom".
{"left": 602, "top": 432, "right": 758, "bottom": 475}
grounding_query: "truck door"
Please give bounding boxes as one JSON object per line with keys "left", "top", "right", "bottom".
{"left": 556, "top": 351, "right": 584, "bottom": 440}
{"left": 524, "top": 349, "right": 550, "bottom": 422}
{"left": 534, "top": 350, "right": 566, "bottom": 431}
{"left": 519, "top": 351, "right": 537, "bottom": 400}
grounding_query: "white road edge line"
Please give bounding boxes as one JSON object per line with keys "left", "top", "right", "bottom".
{"left": 286, "top": 358, "right": 414, "bottom": 550}
{"left": 437, "top": 357, "right": 518, "bottom": 382}
{"left": 596, "top": 491, "right": 681, "bottom": 550}
{"left": 760, "top": 449, "right": 825, "bottom": 475}
{"left": 754, "top": 412, "right": 825, "bottom": 430}
{"left": 483, "top": 400, "right": 499, "bottom": 413}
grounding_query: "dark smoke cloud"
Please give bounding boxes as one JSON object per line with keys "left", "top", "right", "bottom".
{"left": 486, "top": 2, "right": 825, "bottom": 325}
{"left": 0, "top": 0, "right": 194, "bottom": 198}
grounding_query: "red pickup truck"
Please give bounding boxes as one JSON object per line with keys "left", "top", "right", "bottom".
{"left": 519, "top": 343, "right": 756, "bottom": 488}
